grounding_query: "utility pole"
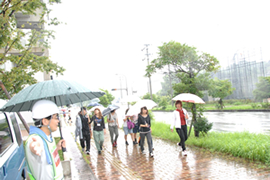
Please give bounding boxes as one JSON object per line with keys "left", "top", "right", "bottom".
{"left": 168, "top": 64, "right": 174, "bottom": 106}
{"left": 119, "top": 76, "right": 123, "bottom": 98}
{"left": 142, "top": 44, "right": 153, "bottom": 100}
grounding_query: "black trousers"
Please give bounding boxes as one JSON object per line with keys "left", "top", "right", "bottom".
{"left": 80, "top": 133, "right": 91, "bottom": 151}
{"left": 176, "top": 125, "right": 188, "bottom": 151}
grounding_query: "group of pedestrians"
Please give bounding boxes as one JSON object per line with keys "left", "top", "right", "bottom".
{"left": 74, "top": 105, "right": 155, "bottom": 157}
{"left": 24, "top": 99, "right": 189, "bottom": 179}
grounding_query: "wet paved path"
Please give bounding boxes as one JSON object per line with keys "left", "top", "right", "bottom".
{"left": 64, "top": 125, "right": 270, "bottom": 180}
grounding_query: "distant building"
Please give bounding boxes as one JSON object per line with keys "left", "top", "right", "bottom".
{"left": 210, "top": 49, "right": 268, "bottom": 100}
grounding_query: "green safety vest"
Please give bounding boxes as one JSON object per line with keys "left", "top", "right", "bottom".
{"left": 25, "top": 134, "right": 64, "bottom": 180}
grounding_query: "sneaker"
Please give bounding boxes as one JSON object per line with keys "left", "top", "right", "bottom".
{"left": 100, "top": 145, "right": 103, "bottom": 151}
{"left": 98, "top": 151, "right": 101, "bottom": 155}
{"left": 142, "top": 150, "right": 145, "bottom": 154}
{"left": 113, "top": 142, "right": 116, "bottom": 147}
{"left": 86, "top": 150, "right": 90, "bottom": 155}
{"left": 183, "top": 150, "right": 187, "bottom": 156}
{"left": 126, "top": 141, "right": 129, "bottom": 145}
{"left": 150, "top": 152, "right": 154, "bottom": 157}
{"left": 176, "top": 143, "right": 181, "bottom": 146}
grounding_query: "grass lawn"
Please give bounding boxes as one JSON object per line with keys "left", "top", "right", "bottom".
{"left": 55, "top": 137, "right": 64, "bottom": 161}
{"left": 151, "top": 121, "right": 270, "bottom": 165}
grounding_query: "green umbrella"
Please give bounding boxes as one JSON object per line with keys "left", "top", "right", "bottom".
{"left": 0, "top": 79, "right": 105, "bottom": 152}
{"left": 0, "top": 79, "right": 105, "bottom": 112}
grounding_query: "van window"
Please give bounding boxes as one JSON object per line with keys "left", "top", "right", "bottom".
{"left": 10, "top": 113, "right": 22, "bottom": 146}
{"left": 0, "top": 113, "right": 13, "bottom": 155}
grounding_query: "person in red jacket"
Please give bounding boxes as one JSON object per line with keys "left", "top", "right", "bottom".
{"left": 170, "top": 100, "right": 189, "bottom": 156}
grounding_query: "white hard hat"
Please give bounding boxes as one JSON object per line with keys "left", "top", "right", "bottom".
{"left": 32, "top": 100, "right": 59, "bottom": 119}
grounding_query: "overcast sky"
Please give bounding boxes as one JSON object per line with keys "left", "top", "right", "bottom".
{"left": 47, "top": 0, "right": 270, "bottom": 99}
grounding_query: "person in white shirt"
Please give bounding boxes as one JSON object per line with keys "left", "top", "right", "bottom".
{"left": 170, "top": 100, "right": 189, "bottom": 156}
{"left": 25, "top": 100, "right": 65, "bottom": 180}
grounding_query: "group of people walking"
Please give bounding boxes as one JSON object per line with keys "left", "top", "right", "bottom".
{"left": 24, "top": 99, "right": 189, "bottom": 179}
{"left": 75, "top": 105, "right": 155, "bottom": 157}
{"left": 74, "top": 100, "right": 189, "bottom": 157}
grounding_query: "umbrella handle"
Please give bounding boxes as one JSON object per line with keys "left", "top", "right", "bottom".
{"left": 60, "top": 137, "right": 66, "bottom": 152}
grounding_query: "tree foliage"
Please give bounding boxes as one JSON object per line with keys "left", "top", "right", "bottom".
{"left": 0, "top": 0, "right": 65, "bottom": 99}
{"left": 253, "top": 77, "right": 270, "bottom": 101}
{"left": 160, "top": 74, "right": 180, "bottom": 96}
{"left": 99, "top": 89, "right": 115, "bottom": 107}
{"left": 142, "top": 92, "right": 159, "bottom": 103}
{"left": 208, "top": 78, "right": 235, "bottom": 109}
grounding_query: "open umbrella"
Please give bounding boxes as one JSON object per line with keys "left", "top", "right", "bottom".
{"left": 89, "top": 98, "right": 100, "bottom": 103}
{"left": 0, "top": 79, "right": 105, "bottom": 151}
{"left": 172, "top": 93, "right": 205, "bottom": 104}
{"left": 0, "top": 80, "right": 105, "bottom": 112}
{"left": 126, "top": 99, "right": 157, "bottom": 116}
{"left": 102, "top": 104, "right": 120, "bottom": 116}
{"left": 87, "top": 102, "right": 102, "bottom": 107}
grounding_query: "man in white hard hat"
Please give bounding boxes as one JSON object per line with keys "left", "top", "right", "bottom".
{"left": 24, "top": 100, "right": 66, "bottom": 180}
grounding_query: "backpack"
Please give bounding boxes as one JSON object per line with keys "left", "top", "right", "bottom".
{"left": 127, "top": 117, "right": 135, "bottom": 129}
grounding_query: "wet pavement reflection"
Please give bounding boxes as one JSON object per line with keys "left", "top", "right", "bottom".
{"left": 77, "top": 127, "right": 270, "bottom": 180}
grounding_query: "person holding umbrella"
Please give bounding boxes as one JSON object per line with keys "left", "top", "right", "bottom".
{"left": 79, "top": 107, "right": 91, "bottom": 155}
{"left": 170, "top": 100, "right": 189, "bottom": 156}
{"left": 138, "top": 106, "right": 154, "bottom": 157}
{"left": 24, "top": 100, "right": 66, "bottom": 180}
{"left": 107, "top": 109, "right": 119, "bottom": 147}
{"left": 91, "top": 108, "right": 106, "bottom": 155}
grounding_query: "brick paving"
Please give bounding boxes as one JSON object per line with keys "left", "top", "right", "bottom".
{"left": 69, "top": 125, "right": 270, "bottom": 180}
{"left": 22, "top": 124, "right": 270, "bottom": 179}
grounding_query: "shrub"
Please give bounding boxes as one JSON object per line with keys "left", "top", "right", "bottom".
{"left": 149, "top": 110, "right": 155, "bottom": 121}
{"left": 251, "top": 103, "right": 259, "bottom": 109}
{"left": 193, "top": 116, "right": 213, "bottom": 136}
{"left": 233, "top": 102, "right": 242, "bottom": 105}
{"left": 261, "top": 102, "right": 270, "bottom": 109}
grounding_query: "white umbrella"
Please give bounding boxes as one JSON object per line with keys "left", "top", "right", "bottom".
{"left": 172, "top": 93, "right": 205, "bottom": 104}
{"left": 126, "top": 99, "right": 157, "bottom": 116}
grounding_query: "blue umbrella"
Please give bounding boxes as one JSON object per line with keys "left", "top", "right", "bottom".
{"left": 87, "top": 102, "right": 102, "bottom": 107}
{"left": 102, "top": 104, "right": 120, "bottom": 116}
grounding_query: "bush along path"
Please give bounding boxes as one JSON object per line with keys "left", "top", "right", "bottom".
{"left": 68, "top": 124, "right": 270, "bottom": 180}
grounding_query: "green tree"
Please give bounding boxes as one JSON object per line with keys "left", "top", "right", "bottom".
{"left": 253, "top": 77, "right": 270, "bottom": 101}
{"left": 0, "top": 0, "right": 65, "bottom": 99}
{"left": 208, "top": 78, "right": 235, "bottom": 109}
{"left": 145, "top": 41, "right": 220, "bottom": 137}
{"left": 158, "top": 96, "right": 168, "bottom": 109}
{"left": 142, "top": 93, "right": 159, "bottom": 103}
{"left": 160, "top": 74, "right": 180, "bottom": 96}
{"left": 99, "top": 89, "right": 115, "bottom": 107}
